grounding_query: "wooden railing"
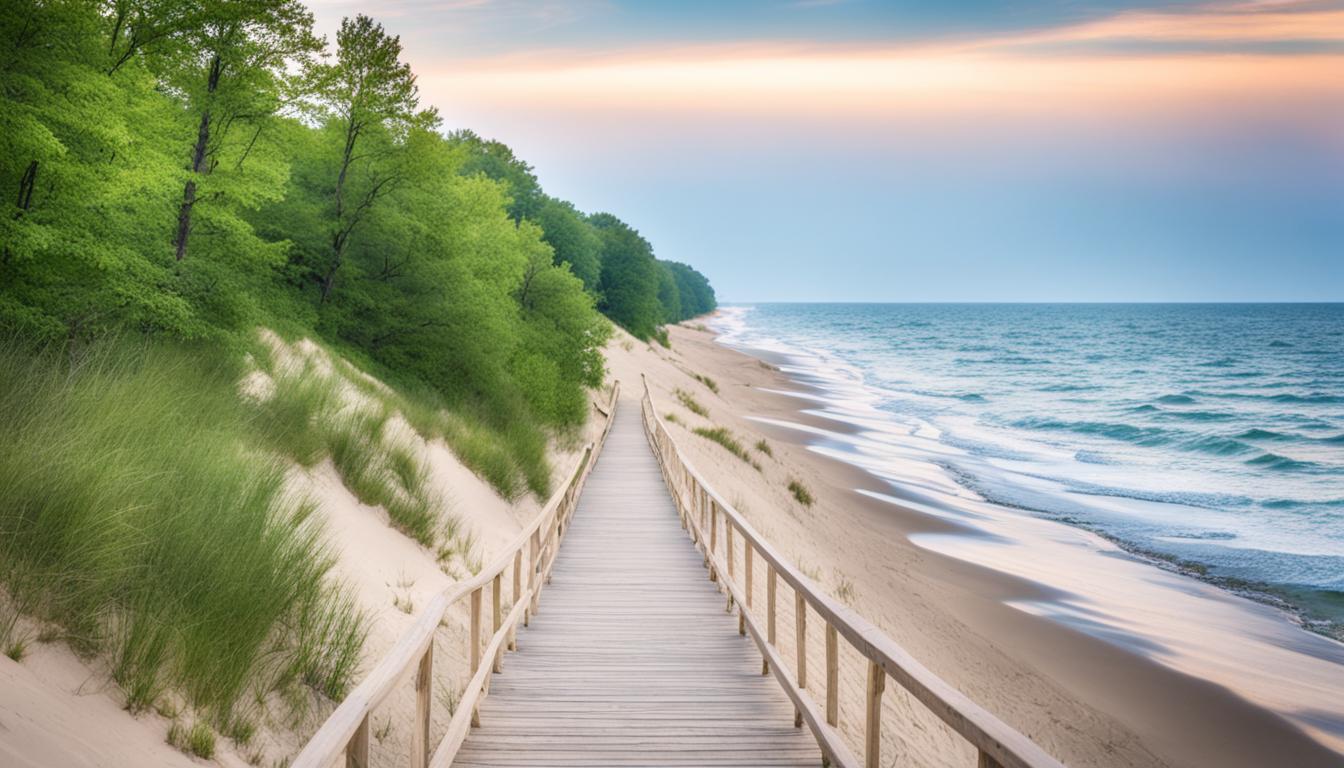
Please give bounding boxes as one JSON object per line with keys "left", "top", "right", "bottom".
{"left": 293, "top": 381, "right": 620, "bottom": 768}
{"left": 639, "top": 375, "right": 1066, "bottom": 768}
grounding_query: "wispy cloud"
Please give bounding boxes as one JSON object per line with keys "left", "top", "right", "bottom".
{"left": 412, "top": 1, "right": 1343, "bottom": 119}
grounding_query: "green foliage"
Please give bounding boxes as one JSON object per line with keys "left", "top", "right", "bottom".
{"left": 536, "top": 197, "right": 602, "bottom": 291}
{"left": 788, "top": 479, "right": 815, "bottom": 507}
{"left": 0, "top": 339, "right": 365, "bottom": 722}
{"left": 591, "top": 213, "right": 662, "bottom": 339}
{"left": 755, "top": 439, "right": 773, "bottom": 457}
{"left": 168, "top": 720, "right": 216, "bottom": 759}
{"left": 448, "top": 129, "right": 544, "bottom": 222}
{"left": 664, "top": 261, "right": 717, "bottom": 320}
{"left": 695, "top": 374, "right": 719, "bottom": 393}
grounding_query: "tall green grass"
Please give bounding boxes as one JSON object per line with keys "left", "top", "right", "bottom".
{"left": 346, "top": 368, "right": 554, "bottom": 502}
{"left": 0, "top": 339, "right": 366, "bottom": 724}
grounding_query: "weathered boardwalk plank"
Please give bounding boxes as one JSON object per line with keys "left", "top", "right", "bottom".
{"left": 454, "top": 398, "right": 821, "bottom": 767}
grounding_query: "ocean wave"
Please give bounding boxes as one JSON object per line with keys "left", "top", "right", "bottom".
{"left": 1236, "top": 428, "right": 1293, "bottom": 441}
{"left": 1184, "top": 389, "right": 1343, "bottom": 405}
{"left": 1074, "top": 450, "right": 1111, "bottom": 465}
{"left": 1013, "top": 417, "right": 1169, "bottom": 446}
{"left": 1060, "top": 479, "right": 1254, "bottom": 511}
{"left": 1246, "top": 452, "right": 1320, "bottom": 472}
{"left": 1196, "top": 357, "right": 1239, "bottom": 368}
{"left": 1182, "top": 435, "right": 1256, "bottom": 456}
{"left": 1156, "top": 394, "right": 1196, "bottom": 405}
{"left": 1037, "top": 383, "right": 1101, "bottom": 392}
{"left": 1014, "top": 417, "right": 1273, "bottom": 458}
{"left": 1269, "top": 340, "right": 1295, "bottom": 348}
{"left": 1155, "top": 410, "right": 1238, "bottom": 423}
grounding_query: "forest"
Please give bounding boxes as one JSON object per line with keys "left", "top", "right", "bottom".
{"left": 0, "top": 0, "right": 715, "bottom": 744}
{"left": 0, "top": 0, "right": 715, "bottom": 422}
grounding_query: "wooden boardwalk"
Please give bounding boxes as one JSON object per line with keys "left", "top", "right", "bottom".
{"left": 453, "top": 397, "right": 822, "bottom": 767}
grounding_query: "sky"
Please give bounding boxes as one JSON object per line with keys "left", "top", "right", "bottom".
{"left": 306, "top": 0, "right": 1344, "bottom": 302}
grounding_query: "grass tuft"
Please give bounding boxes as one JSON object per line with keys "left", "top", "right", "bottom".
{"left": 754, "top": 439, "right": 772, "bottom": 457}
{"left": 168, "top": 720, "right": 216, "bottom": 759}
{"left": 675, "top": 389, "right": 708, "bottom": 417}
{"left": 835, "top": 575, "right": 857, "bottom": 605}
{"left": 693, "top": 426, "right": 752, "bottom": 464}
{"left": 695, "top": 374, "right": 719, "bottom": 394}
{"left": 788, "top": 478, "right": 815, "bottom": 507}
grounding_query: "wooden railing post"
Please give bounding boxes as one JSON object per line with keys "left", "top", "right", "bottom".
{"left": 866, "top": 660, "right": 885, "bottom": 768}
{"left": 726, "top": 522, "right": 735, "bottom": 582}
{"left": 492, "top": 573, "right": 503, "bottom": 673}
{"left": 741, "top": 542, "right": 753, "bottom": 636}
{"left": 795, "top": 590, "right": 807, "bottom": 727}
{"left": 346, "top": 714, "right": 369, "bottom": 768}
{"left": 528, "top": 530, "right": 541, "bottom": 618}
{"left": 412, "top": 645, "right": 433, "bottom": 768}
{"left": 470, "top": 588, "right": 482, "bottom": 727}
{"left": 709, "top": 499, "right": 719, "bottom": 582}
{"left": 826, "top": 623, "right": 839, "bottom": 727}
{"left": 509, "top": 550, "right": 521, "bottom": 650}
{"left": 765, "top": 564, "right": 777, "bottom": 675}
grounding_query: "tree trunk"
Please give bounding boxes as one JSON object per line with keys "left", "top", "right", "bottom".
{"left": 173, "top": 55, "right": 221, "bottom": 261}
{"left": 321, "top": 119, "right": 360, "bottom": 303}
{"left": 5, "top": 159, "right": 38, "bottom": 263}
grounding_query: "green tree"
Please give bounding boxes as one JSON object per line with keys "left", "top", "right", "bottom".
{"left": 663, "top": 260, "right": 716, "bottom": 320}
{"left": 448, "top": 129, "right": 543, "bottom": 223}
{"left": 536, "top": 197, "right": 601, "bottom": 292}
{"left": 590, "top": 213, "right": 661, "bottom": 339}
{"left": 157, "top": 0, "right": 321, "bottom": 262}
{"left": 310, "top": 14, "right": 432, "bottom": 302}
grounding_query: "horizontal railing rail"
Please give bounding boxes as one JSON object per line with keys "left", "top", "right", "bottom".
{"left": 639, "top": 374, "right": 1065, "bottom": 768}
{"left": 294, "top": 381, "right": 620, "bottom": 768}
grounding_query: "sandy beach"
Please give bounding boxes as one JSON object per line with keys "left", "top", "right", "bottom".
{"left": 605, "top": 320, "right": 1344, "bottom": 768}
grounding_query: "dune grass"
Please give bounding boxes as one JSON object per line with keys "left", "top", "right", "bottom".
{"left": 693, "top": 426, "right": 762, "bottom": 471}
{"left": 168, "top": 720, "right": 216, "bottom": 759}
{"left": 695, "top": 374, "right": 719, "bottom": 394}
{"left": 675, "top": 388, "right": 708, "bottom": 417}
{"left": 330, "top": 360, "right": 553, "bottom": 502}
{"left": 0, "top": 338, "right": 366, "bottom": 726}
{"left": 788, "top": 478, "right": 815, "bottom": 507}
{"left": 754, "top": 438, "right": 773, "bottom": 457}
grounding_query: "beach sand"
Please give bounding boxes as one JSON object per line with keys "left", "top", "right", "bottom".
{"left": 604, "top": 320, "right": 1344, "bottom": 768}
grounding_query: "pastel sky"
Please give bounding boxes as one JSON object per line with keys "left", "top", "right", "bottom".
{"left": 307, "top": 0, "right": 1344, "bottom": 301}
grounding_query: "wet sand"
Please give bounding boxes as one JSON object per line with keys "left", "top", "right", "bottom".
{"left": 605, "top": 321, "right": 1344, "bottom": 768}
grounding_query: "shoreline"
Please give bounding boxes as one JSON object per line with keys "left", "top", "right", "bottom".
{"left": 606, "top": 320, "right": 1344, "bottom": 767}
{"left": 722, "top": 328, "right": 1344, "bottom": 642}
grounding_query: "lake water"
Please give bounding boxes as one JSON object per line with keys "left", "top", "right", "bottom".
{"left": 713, "top": 303, "right": 1344, "bottom": 632}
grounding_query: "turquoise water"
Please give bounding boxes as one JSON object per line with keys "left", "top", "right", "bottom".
{"left": 715, "top": 303, "right": 1344, "bottom": 628}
